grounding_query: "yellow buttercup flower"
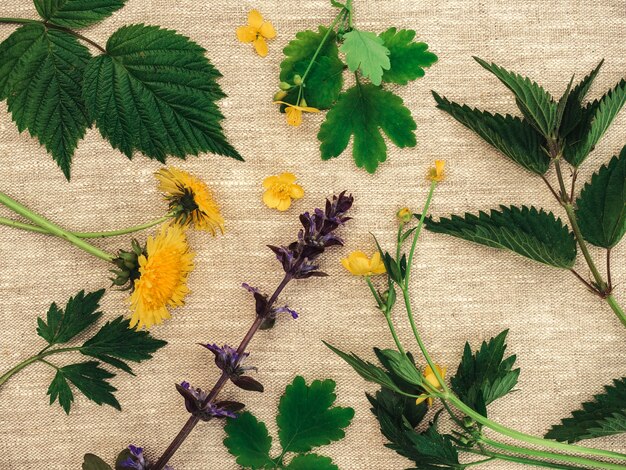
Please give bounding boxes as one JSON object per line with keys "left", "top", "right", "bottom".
{"left": 274, "top": 100, "right": 320, "bottom": 127}
{"left": 262, "top": 172, "right": 305, "bottom": 211}
{"left": 129, "top": 224, "right": 195, "bottom": 329}
{"left": 236, "top": 10, "right": 276, "bottom": 57}
{"left": 396, "top": 207, "right": 412, "bottom": 223}
{"left": 341, "top": 251, "right": 387, "bottom": 277}
{"left": 427, "top": 160, "right": 446, "bottom": 182}
{"left": 156, "top": 167, "right": 224, "bottom": 236}
{"left": 415, "top": 364, "right": 447, "bottom": 407}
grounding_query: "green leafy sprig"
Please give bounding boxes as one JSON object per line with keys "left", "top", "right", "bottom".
{"left": 0, "top": 289, "right": 166, "bottom": 414}
{"left": 0, "top": 0, "right": 242, "bottom": 180}
{"left": 276, "top": 0, "right": 437, "bottom": 173}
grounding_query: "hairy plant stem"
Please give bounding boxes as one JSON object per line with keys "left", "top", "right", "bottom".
{"left": 152, "top": 275, "right": 292, "bottom": 470}
{"left": 463, "top": 448, "right": 585, "bottom": 470}
{"left": 0, "top": 346, "right": 80, "bottom": 388}
{"left": 0, "top": 191, "right": 114, "bottom": 261}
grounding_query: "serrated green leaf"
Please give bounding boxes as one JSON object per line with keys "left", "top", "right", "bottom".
{"left": 223, "top": 412, "right": 275, "bottom": 469}
{"left": 576, "top": 146, "right": 626, "bottom": 248}
{"left": 340, "top": 29, "right": 390, "bottom": 86}
{"left": 279, "top": 27, "right": 344, "bottom": 109}
{"left": 425, "top": 205, "right": 577, "bottom": 269}
{"left": 277, "top": 376, "right": 354, "bottom": 453}
{"left": 34, "top": 0, "right": 126, "bottom": 28}
{"left": 37, "top": 289, "right": 104, "bottom": 346}
{"left": 81, "top": 316, "right": 167, "bottom": 374}
{"left": 285, "top": 454, "right": 337, "bottom": 470}
{"left": 563, "top": 79, "right": 626, "bottom": 167}
{"left": 374, "top": 349, "right": 423, "bottom": 395}
{"left": 0, "top": 24, "right": 91, "bottom": 179}
{"left": 451, "top": 330, "right": 520, "bottom": 418}
{"left": 82, "top": 454, "right": 113, "bottom": 470}
{"left": 83, "top": 24, "right": 241, "bottom": 165}
{"left": 47, "top": 361, "right": 120, "bottom": 413}
{"left": 546, "top": 377, "right": 626, "bottom": 442}
{"left": 318, "top": 84, "right": 416, "bottom": 173}
{"left": 475, "top": 57, "right": 558, "bottom": 138}
{"left": 375, "top": 349, "right": 423, "bottom": 388}
{"left": 560, "top": 60, "right": 604, "bottom": 138}
{"left": 379, "top": 28, "right": 437, "bottom": 85}
{"left": 433, "top": 92, "right": 549, "bottom": 175}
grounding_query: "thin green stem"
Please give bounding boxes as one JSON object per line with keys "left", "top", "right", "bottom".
{"left": 0, "top": 191, "right": 114, "bottom": 261}
{"left": 384, "top": 313, "right": 405, "bottom": 355}
{"left": 0, "top": 347, "right": 81, "bottom": 387}
{"left": 554, "top": 159, "right": 570, "bottom": 204}
{"left": 365, "top": 276, "right": 383, "bottom": 307}
{"left": 405, "top": 181, "right": 437, "bottom": 290}
{"left": 605, "top": 295, "right": 626, "bottom": 328}
{"left": 463, "top": 448, "right": 585, "bottom": 470}
{"left": 463, "top": 457, "right": 496, "bottom": 467}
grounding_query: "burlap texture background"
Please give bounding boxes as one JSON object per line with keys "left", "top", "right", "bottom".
{"left": 0, "top": 0, "right": 625, "bottom": 468}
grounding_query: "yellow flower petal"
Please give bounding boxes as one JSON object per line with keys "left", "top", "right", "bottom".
{"left": 236, "top": 25, "right": 256, "bottom": 43}
{"left": 285, "top": 106, "right": 302, "bottom": 126}
{"left": 276, "top": 197, "right": 292, "bottom": 211}
{"left": 263, "top": 189, "right": 280, "bottom": 208}
{"left": 262, "top": 175, "right": 280, "bottom": 189}
{"left": 253, "top": 36, "right": 268, "bottom": 57}
{"left": 260, "top": 21, "right": 276, "bottom": 39}
{"left": 290, "top": 184, "right": 304, "bottom": 199}
{"left": 262, "top": 173, "right": 304, "bottom": 212}
{"left": 248, "top": 9, "right": 264, "bottom": 29}
{"left": 279, "top": 172, "right": 298, "bottom": 184}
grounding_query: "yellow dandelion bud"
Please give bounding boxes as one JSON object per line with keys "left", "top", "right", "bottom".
{"left": 396, "top": 207, "right": 412, "bottom": 223}
{"left": 341, "top": 251, "right": 387, "bottom": 277}
{"left": 262, "top": 172, "right": 305, "bottom": 211}
{"left": 236, "top": 10, "right": 276, "bottom": 57}
{"left": 427, "top": 160, "right": 446, "bottom": 182}
{"left": 415, "top": 363, "right": 447, "bottom": 407}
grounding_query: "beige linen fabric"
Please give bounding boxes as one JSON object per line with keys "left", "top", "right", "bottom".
{"left": 0, "top": 0, "right": 625, "bottom": 468}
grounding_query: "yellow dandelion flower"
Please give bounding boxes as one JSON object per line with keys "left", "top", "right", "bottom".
{"left": 129, "top": 224, "right": 195, "bottom": 329}
{"left": 341, "top": 251, "right": 387, "bottom": 277}
{"left": 262, "top": 172, "right": 305, "bottom": 211}
{"left": 415, "top": 364, "right": 447, "bottom": 407}
{"left": 273, "top": 100, "right": 320, "bottom": 127}
{"left": 236, "top": 10, "right": 276, "bottom": 57}
{"left": 427, "top": 160, "right": 446, "bottom": 182}
{"left": 156, "top": 167, "right": 224, "bottom": 235}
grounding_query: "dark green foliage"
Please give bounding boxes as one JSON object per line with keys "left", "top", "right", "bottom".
{"left": 285, "top": 454, "right": 338, "bottom": 469}
{"left": 82, "top": 454, "right": 113, "bottom": 470}
{"left": 34, "top": 0, "right": 126, "bottom": 28}
{"left": 380, "top": 28, "right": 437, "bottom": 85}
{"left": 223, "top": 412, "right": 274, "bottom": 468}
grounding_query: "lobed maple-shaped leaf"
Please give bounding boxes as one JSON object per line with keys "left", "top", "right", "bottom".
{"left": 318, "top": 84, "right": 416, "bottom": 173}
{"left": 545, "top": 377, "right": 626, "bottom": 443}
{"left": 34, "top": 0, "right": 126, "bottom": 28}
{"left": 285, "top": 454, "right": 337, "bottom": 469}
{"left": 340, "top": 29, "right": 390, "bottom": 86}
{"left": 425, "top": 205, "right": 577, "bottom": 269}
{"left": 379, "top": 28, "right": 437, "bottom": 85}
{"left": 223, "top": 412, "right": 274, "bottom": 469}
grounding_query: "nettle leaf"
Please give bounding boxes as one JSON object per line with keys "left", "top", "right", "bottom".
{"left": 433, "top": 92, "right": 549, "bottom": 175}
{"left": 379, "top": 28, "right": 437, "bottom": 85}
{"left": 546, "top": 377, "right": 626, "bottom": 443}
{"left": 576, "top": 147, "right": 626, "bottom": 248}
{"left": 318, "top": 84, "right": 416, "bottom": 173}
{"left": 563, "top": 79, "right": 626, "bottom": 167}
{"left": 451, "top": 330, "right": 520, "bottom": 417}
{"left": 425, "top": 205, "right": 577, "bottom": 269}
{"left": 340, "top": 29, "right": 390, "bottom": 86}
{"left": 277, "top": 376, "right": 355, "bottom": 453}
{"left": 0, "top": 23, "right": 91, "bottom": 179}
{"left": 475, "top": 57, "right": 558, "bottom": 138}
{"left": 285, "top": 454, "right": 337, "bottom": 470}
{"left": 47, "top": 361, "right": 120, "bottom": 414}
{"left": 81, "top": 316, "right": 167, "bottom": 374}
{"left": 34, "top": 0, "right": 126, "bottom": 28}
{"left": 82, "top": 454, "right": 113, "bottom": 470}
{"left": 37, "top": 289, "right": 104, "bottom": 346}
{"left": 223, "top": 412, "right": 275, "bottom": 469}
{"left": 279, "top": 27, "right": 344, "bottom": 109}
{"left": 560, "top": 60, "right": 604, "bottom": 138}
{"left": 83, "top": 24, "right": 241, "bottom": 164}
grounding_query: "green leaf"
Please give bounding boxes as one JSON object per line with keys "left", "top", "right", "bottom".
{"left": 379, "top": 28, "right": 437, "bottom": 85}
{"left": 34, "top": 0, "right": 126, "bottom": 28}
{"left": 223, "top": 412, "right": 275, "bottom": 469}
{"left": 432, "top": 92, "right": 549, "bottom": 175}
{"left": 277, "top": 376, "right": 354, "bottom": 453}
{"left": 375, "top": 349, "right": 423, "bottom": 388}
{"left": 576, "top": 147, "right": 626, "bottom": 248}
{"left": 318, "top": 84, "right": 416, "bottom": 173}
{"left": 82, "top": 454, "right": 113, "bottom": 470}
{"left": 340, "top": 29, "right": 390, "bottom": 86}
{"left": 83, "top": 24, "right": 241, "bottom": 165}
{"left": 474, "top": 57, "right": 558, "bottom": 138}
{"left": 81, "top": 316, "right": 167, "bottom": 374}
{"left": 285, "top": 454, "right": 337, "bottom": 470}
{"left": 545, "top": 377, "right": 626, "bottom": 443}
{"left": 279, "top": 27, "right": 344, "bottom": 109}
{"left": 563, "top": 79, "right": 626, "bottom": 167}
{"left": 559, "top": 60, "right": 604, "bottom": 138}
{"left": 451, "top": 330, "right": 520, "bottom": 417}
{"left": 425, "top": 205, "right": 577, "bottom": 269}
{"left": 37, "top": 289, "right": 104, "bottom": 346}
{"left": 0, "top": 24, "right": 91, "bottom": 179}
{"left": 47, "top": 361, "right": 120, "bottom": 414}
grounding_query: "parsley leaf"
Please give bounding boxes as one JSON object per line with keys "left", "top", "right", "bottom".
{"left": 318, "top": 83, "right": 416, "bottom": 173}
{"left": 340, "top": 29, "right": 390, "bottom": 86}
{"left": 223, "top": 411, "right": 274, "bottom": 469}
{"left": 379, "top": 28, "right": 437, "bottom": 85}
{"left": 34, "top": 0, "right": 126, "bottom": 28}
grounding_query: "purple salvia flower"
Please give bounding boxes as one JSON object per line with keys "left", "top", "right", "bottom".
{"left": 274, "top": 305, "right": 299, "bottom": 319}
{"left": 119, "top": 445, "right": 174, "bottom": 470}
{"left": 241, "top": 283, "right": 260, "bottom": 294}
{"left": 176, "top": 381, "right": 245, "bottom": 421}
{"left": 202, "top": 344, "right": 254, "bottom": 375}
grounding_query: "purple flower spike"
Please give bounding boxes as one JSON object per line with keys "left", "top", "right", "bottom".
{"left": 274, "top": 305, "right": 299, "bottom": 319}
{"left": 242, "top": 283, "right": 260, "bottom": 294}
{"left": 201, "top": 344, "right": 264, "bottom": 393}
{"left": 119, "top": 445, "right": 173, "bottom": 470}
{"left": 176, "top": 381, "right": 245, "bottom": 421}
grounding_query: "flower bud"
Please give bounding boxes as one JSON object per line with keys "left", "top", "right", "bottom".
{"left": 396, "top": 207, "right": 412, "bottom": 223}
{"left": 293, "top": 74, "right": 303, "bottom": 85}
{"left": 279, "top": 81, "right": 291, "bottom": 90}
{"left": 273, "top": 90, "right": 288, "bottom": 101}
{"left": 299, "top": 98, "right": 308, "bottom": 107}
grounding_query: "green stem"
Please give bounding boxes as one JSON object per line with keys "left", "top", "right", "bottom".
{"left": 384, "top": 312, "right": 405, "bottom": 355}
{"left": 0, "top": 191, "right": 114, "bottom": 261}
{"left": 405, "top": 181, "right": 437, "bottom": 290}
{"left": 0, "top": 347, "right": 80, "bottom": 387}
{"left": 365, "top": 276, "right": 383, "bottom": 307}
{"left": 605, "top": 294, "right": 626, "bottom": 328}
{"left": 463, "top": 448, "right": 585, "bottom": 470}
{"left": 0, "top": 214, "right": 172, "bottom": 239}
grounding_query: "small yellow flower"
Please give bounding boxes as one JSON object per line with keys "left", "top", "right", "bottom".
{"left": 262, "top": 172, "right": 305, "bottom": 211}
{"left": 236, "top": 10, "right": 276, "bottom": 57}
{"left": 274, "top": 100, "right": 320, "bottom": 127}
{"left": 427, "top": 160, "right": 446, "bottom": 182}
{"left": 415, "top": 364, "right": 447, "bottom": 407}
{"left": 396, "top": 207, "right": 412, "bottom": 223}
{"left": 156, "top": 167, "right": 224, "bottom": 236}
{"left": 129, "top": 224, "right": 195, "bottom": 329}
{"left": 341, "top": 251, "right": 387, "bottom": 277}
